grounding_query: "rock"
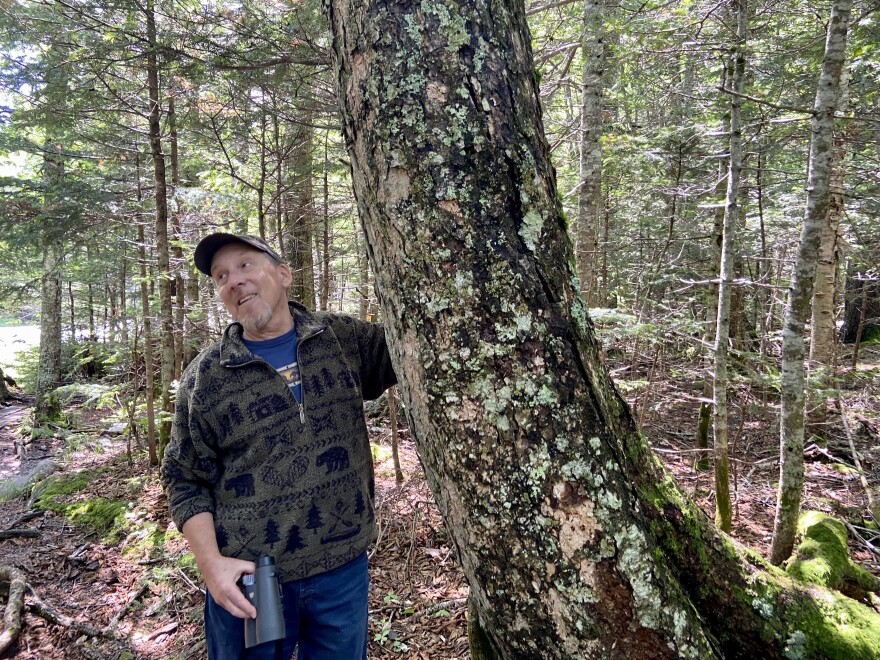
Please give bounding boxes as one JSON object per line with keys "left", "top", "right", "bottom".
{"left": 0, "top": 458, "right": 58, "bottom": 501}
{"left": 103, "top": 422, "right": 128, "bottom": 436}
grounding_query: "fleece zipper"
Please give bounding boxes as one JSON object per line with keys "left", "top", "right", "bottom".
{"left": 227, "top": 325, "right": 326, "bottom": 426}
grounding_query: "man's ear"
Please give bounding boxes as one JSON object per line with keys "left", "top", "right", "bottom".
{"left": 278, "top": 262, "right": 293, "bottom": 287}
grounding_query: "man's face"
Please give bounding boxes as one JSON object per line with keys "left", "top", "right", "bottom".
{"left": 210, "top": 243, "right": 293, "bottom": 340}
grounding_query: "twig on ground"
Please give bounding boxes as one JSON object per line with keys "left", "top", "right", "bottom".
{"left": 147, "top": 621, "right": 178, "bottom": 640}
{"left": 137, "top": 556, "right": 168, "bottom": 566}
{"left": 106, "top": 582, "right": 150, "bottom": 629}
{"left": 844, "top": 519, "right": 880, "bottom": 558}
{"left": 839, "top": 397, "right": 879, "bottom": 522}
{"left": 175, "top": 567, "right": 204, "bottom": 595}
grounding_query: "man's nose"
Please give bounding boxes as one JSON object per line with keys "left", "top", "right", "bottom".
{"left": 228, "top": 270, "right": 246, "bottom": 289}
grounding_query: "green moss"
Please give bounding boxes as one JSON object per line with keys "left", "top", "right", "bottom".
{"left": 33, "top": 470, "right": 96, "bottom": 505}
{"left": 785, "top": 511, "right": 880, "bottom": 596}
{"left": 33, "top": 470, "right": 128, "bottom": 541}
{"left": 61, "top": 498, "right": 127, "bottom": 540}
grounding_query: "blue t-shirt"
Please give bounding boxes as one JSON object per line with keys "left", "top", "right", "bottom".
{"left": 243, "top": 325, "right": 302, "bottom": 404}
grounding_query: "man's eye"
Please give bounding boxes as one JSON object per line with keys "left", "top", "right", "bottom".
{"left": 216, "top": 273, "right": 227, "bottom": 283}
{"left": 242, "top": 261, "right": 252, "bottom": 269}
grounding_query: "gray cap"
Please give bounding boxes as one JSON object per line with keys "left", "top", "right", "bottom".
{"left": 193, "top": 233, "right": 283, "bottom": 276}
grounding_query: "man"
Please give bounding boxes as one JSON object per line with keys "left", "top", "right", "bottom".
{"left": 161, "top": 233, "right": 396, "bottom": 659}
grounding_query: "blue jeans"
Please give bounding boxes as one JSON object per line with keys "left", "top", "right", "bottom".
{"left": 204, "top": 553, "right": 369, "bottom": 660}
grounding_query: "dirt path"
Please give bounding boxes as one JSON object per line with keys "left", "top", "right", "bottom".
{"left": 0, "top": 400, "right": 29, "bottom": 474}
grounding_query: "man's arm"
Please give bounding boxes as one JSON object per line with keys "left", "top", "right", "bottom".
{"left": 182, "top": 512, "right": 257, "bottom": 619}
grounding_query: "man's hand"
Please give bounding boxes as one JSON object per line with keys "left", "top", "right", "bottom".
{"left": 200, "top": 554, "right": 257, "bottom": 619}
{"left": 181, "top": 512, "right": 258, "bottom": 619}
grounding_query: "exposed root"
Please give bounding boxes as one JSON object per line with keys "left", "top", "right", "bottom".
{"left": 0, "top": 565, "right": 26, "bottom": 656}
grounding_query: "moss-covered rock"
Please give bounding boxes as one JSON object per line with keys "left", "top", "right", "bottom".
{"left": 785, "top": 511, "right": 880, "bottom": 602}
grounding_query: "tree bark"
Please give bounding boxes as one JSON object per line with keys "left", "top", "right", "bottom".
{"left": 770, "top": 0, "right": 852, "bottom": 566}
{"left": 326, "top": 0, "right": 880, "bottom": 656}
{"left": 35, "top": 237, "right": 63, "bottom": 424}
{"left": 285, "top": 122, "right": 317, "bottom": 309}
{"left": 0, "top": 367, "right": 12, "bottom": 403}
{"left": 808, "top": 68, "right": 848, "bottom": 369}
{"left": 136, "top": 153, "right": 158, "bottom": 467}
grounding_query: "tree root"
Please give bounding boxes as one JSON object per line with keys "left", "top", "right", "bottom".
{"left": 0, "top": 529, "right": 41, "bottom": 540}
{"left": 25, "top": 584, "right": 120, "bottom": 640}
{"left": 0, "top": 566, "right": 26, "bottom": 656}
{"left": 0, "top": 565, "right": 150, "bottom": 654}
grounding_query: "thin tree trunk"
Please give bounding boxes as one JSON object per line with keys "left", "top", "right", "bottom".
{"left": 168, "top": 91, "right": 185, "bottom": 381}
{"left": 770, "top": 0, "right": 852, "bottom": 566}
{"left": 712, "top": 0, "right": 748, "bottom": 534}
{"left": 119, "top": 252, "right": 128, "bottom": 345}
{"left": 34, "top": 43, "right": 67, "bottom": 424}
{"left": 136, "top": 153, "right": 158, "bottom": 467}
{"left": 850, "top": 276, "right": 870, "bottom": 368}
{"left": 144, "top": 0, "right": 174, "bottom": 460}
{"left": 388, "top": 387, "right": 404, "bottom": 484}
{"left": 326, "top": 0, "right": 880, "bottom": 655}
{"left": 695, "top": 156, "right": 727, "bottom": 472}
{"left": 321, "top": 132, "right": 331, "bottom": 311}
{"left": 809, "top": 69, "right": 848, "bottom": 368}
{"left": 575, "top": 0, "right": 604, "bottom": 307}
{"left": 286, "top": 122, "right": 317, "bottom": 309}
{"left": 35, "top": 238, "right": 63, "bottom": 423}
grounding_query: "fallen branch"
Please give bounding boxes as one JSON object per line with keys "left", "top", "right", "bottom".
{"left": 838, "top": 397, "right": 879, "bottom": 522}
{"left": 0, "top": 529, "right": 41, "bottom": 540}
{"left": 147, "top": 621, "right": 178, "bottom": 640}
{"left": 26, "top": 584, "right": 120, "bottom": 640}
{"left": 106, "top": 583, "right": 149, "bottom": 629}
{"left": 0, "top": 565, "right": 26, "bottom": 656}
{"left": 4, "top": 511, "right": 44, "bottom": 530}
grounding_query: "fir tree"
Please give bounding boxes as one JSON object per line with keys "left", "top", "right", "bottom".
{"left": 285, "top": 525, "right": 305, "bottom": 553}
{"left": 306, "top": 502, "right": 323, "bottom": 534}
{"left": 264, "top": 519, "right": 280, "bottom": 548}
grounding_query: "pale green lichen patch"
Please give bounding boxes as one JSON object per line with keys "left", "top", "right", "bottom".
{"left": 613, "top": 524, "right": 663, "bottom": 628}
{"left": 784, "top": 630, "right": 808, "bottom": 660}
{"left": 519, "top": 208, "right": 543, "bottom": 251}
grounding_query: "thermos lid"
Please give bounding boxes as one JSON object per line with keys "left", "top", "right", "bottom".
{"left": 256, "top": 556, "right": 275, "bottom": 568}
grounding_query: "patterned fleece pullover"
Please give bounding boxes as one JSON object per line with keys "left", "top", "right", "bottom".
{"left": 160, "top": 302, "right": 396, "bottom": 582}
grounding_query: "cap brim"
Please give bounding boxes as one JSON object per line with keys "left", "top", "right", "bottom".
{"left": 193, "top": 233, "right": 243, "bottom": 276}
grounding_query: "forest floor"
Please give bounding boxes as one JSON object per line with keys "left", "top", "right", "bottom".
{"left": 0, "top": 345, "right": 878, "bottom": 659}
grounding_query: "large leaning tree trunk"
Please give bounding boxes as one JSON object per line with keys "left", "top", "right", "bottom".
{"left": 325, "top": 0, "right": 880, "bottom": 657}
{"left": 770, "top": 0, "right": 852, "bottom": 566}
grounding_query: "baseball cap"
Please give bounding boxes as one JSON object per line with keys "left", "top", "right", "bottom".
{"left": 193, "top": 233, "right": 283, "bottom": 276}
